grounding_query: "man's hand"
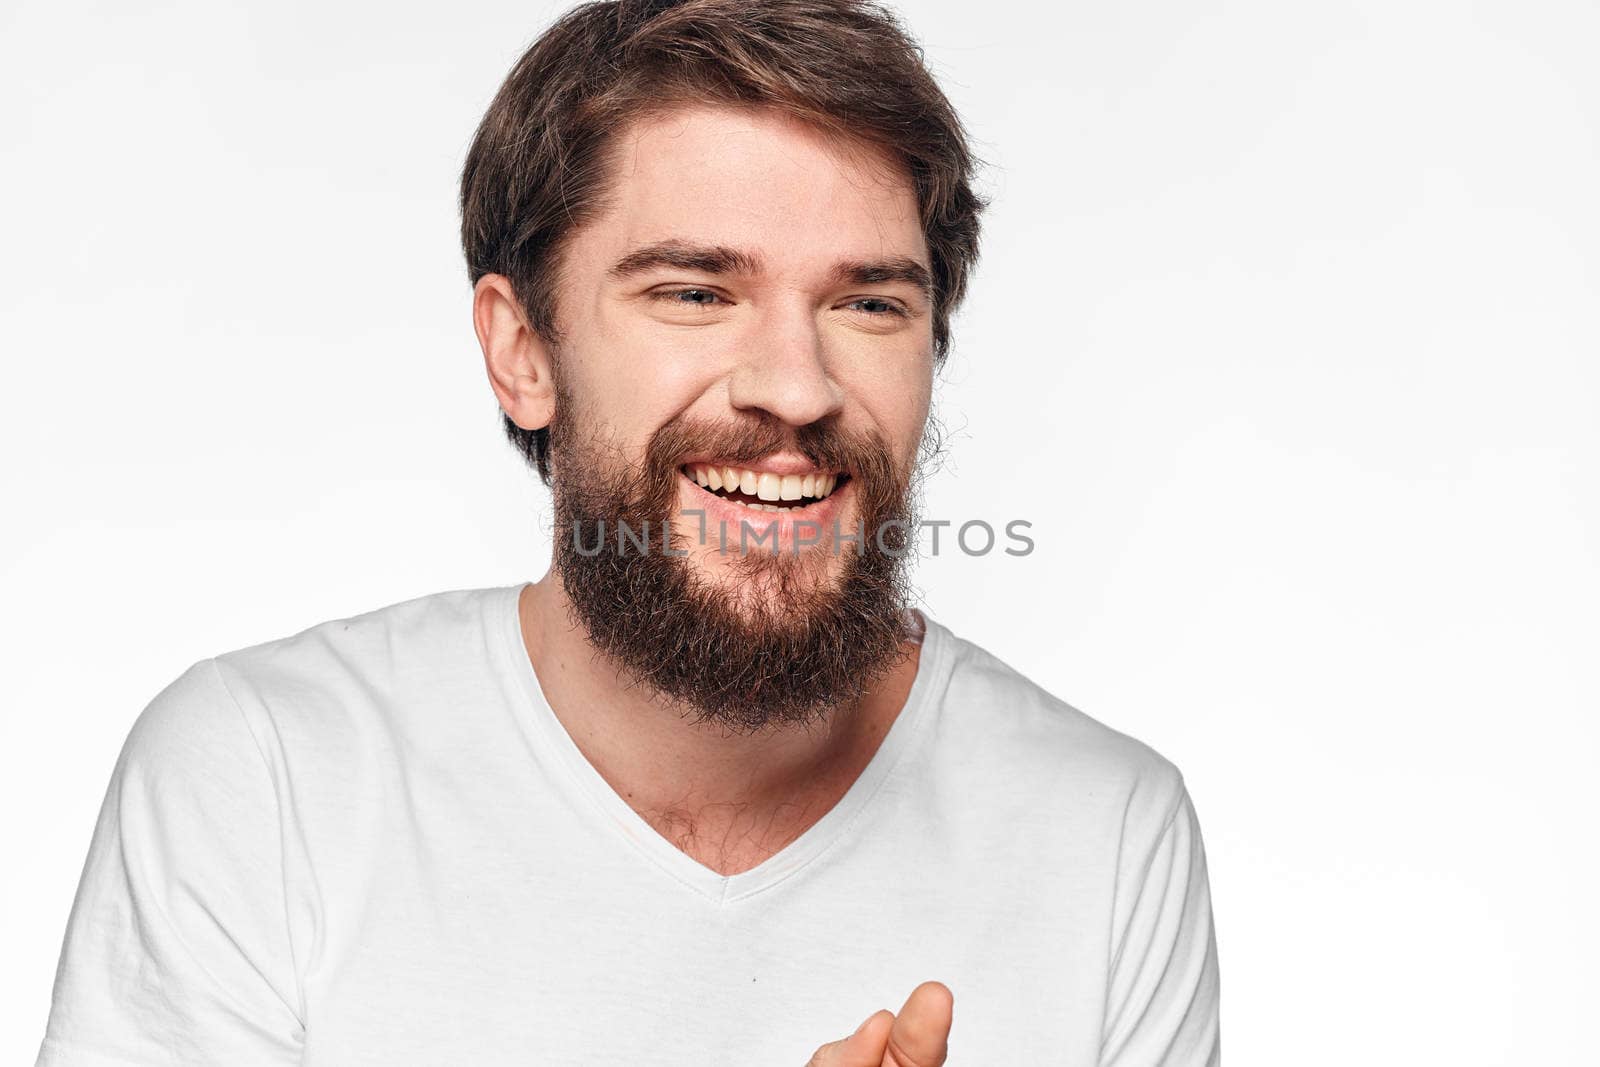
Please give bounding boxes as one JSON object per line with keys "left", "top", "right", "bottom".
{"left": 805, "top": 981, "right": 953, "bottom": 1067}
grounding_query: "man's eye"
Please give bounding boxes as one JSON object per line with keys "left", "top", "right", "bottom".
{"left": 652, "top": 288, "right": 724, "bottom": 307}
{"left": 845, "top": 297, "right": 907, "bottom": 317}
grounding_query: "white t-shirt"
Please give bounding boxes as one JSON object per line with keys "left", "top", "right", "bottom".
{"left": 35, "top": 582, "right": 1220, "bottom": 1066}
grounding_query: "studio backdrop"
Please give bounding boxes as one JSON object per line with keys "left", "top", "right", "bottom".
{"left": 3, "top": 0, "right": 1595, "bottom": 1063}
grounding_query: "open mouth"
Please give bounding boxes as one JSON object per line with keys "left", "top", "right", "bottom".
{"left": 681, "top": 464, "right": 849, "bottom": 513}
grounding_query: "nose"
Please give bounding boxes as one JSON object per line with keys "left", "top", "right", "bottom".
{"left": 725, "top": 307, "right": 845, "bottom": 427}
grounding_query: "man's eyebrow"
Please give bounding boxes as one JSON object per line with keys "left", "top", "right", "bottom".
{"left": 606, "top": 241, "right": 763, "bottom": 280}
{"left": 606, "top": 241, "right": 934, "bottom": 300}
{"left": 830, "top": 257, "right": 934, "bottom": 300}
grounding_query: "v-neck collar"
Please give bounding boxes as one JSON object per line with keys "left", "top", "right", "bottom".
{"left": 489, "top": 581, "right": 950, "bottom": 906}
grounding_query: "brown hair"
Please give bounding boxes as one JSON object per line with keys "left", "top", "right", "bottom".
{"left": 459, "top": 0, "right": 985, "bottom": 482}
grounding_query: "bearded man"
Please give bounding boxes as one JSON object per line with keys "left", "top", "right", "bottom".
{"left": 34, "top": 1, "right": 1221, "bottom": 1064}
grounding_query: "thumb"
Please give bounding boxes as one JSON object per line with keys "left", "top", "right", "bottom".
{"left": 806, "top": 1009, "right": 894, "bottom": 1067}
{"left": 883, "top": 981, "right": 954, "bottom": 1067}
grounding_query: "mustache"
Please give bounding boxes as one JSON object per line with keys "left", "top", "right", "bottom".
{"left": 642, "top": 415, "right": 895, "bottom": 483}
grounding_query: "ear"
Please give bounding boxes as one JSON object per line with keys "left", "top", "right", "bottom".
{"left": 473, "top": 274, "right": 556, "bottom": 432}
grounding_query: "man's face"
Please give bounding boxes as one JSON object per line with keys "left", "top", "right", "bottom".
{"left": 540, "top": 104, "right": 936, "bottom": 728}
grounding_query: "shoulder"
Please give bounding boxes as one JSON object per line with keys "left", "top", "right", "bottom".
{"left": 202, "top": 583, "right": 514, "bottom": 720}
{"left": 210, "top": 584, "right": 507, "bottom": 689}
{"left": 923, "top": 618, "right": 1189, "bottom": 831}
{"left": 117, "top": 656, "right": 256, "bottom": 783}
{"left": 130, "top": 584, "right": 516, "bottom": 772}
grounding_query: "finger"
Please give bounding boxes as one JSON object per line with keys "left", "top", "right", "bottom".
{"left": 806, "top": 1010, "right": 894, "bottom": 1067}
{"left": 882, "top": 981, "right": 954, "bottom": 1067}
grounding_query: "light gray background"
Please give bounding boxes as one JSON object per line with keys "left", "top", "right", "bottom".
{"left": 4, "top": 0, "right": 1596, "bottom": 1062}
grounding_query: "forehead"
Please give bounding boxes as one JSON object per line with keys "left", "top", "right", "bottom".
{"left": 583, "top": 104, "right": 927, "bottom": 272}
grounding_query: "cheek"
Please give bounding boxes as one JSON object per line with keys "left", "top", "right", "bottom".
{"left": 569, "top": 311, "right": 728, "bottom": 444}
{"left": 844, "top": 342, "right": 934, "bottom": 451}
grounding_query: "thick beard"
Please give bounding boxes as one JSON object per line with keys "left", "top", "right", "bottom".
{"left": 548, "top": 401, "right": 926, "bottom": 734}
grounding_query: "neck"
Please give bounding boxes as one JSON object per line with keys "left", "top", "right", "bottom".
{"left": 515, "top": 571, "right": 922, "bottom": 874}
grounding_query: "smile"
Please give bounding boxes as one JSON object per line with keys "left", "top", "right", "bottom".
{"left": 680, "top": 464, "right": 848, "bottom": 513}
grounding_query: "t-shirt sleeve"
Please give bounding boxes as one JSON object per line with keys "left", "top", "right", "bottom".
{"left": 1100, "top": 781, "right": 1222, "bottom": 1067}
{"left": 35, "top": 658, "right": 305, "bottom": 1066}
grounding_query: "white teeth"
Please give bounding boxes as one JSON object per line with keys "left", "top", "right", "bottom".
{"left": 684, "top": 466, "right": 844, "bottom": 505}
